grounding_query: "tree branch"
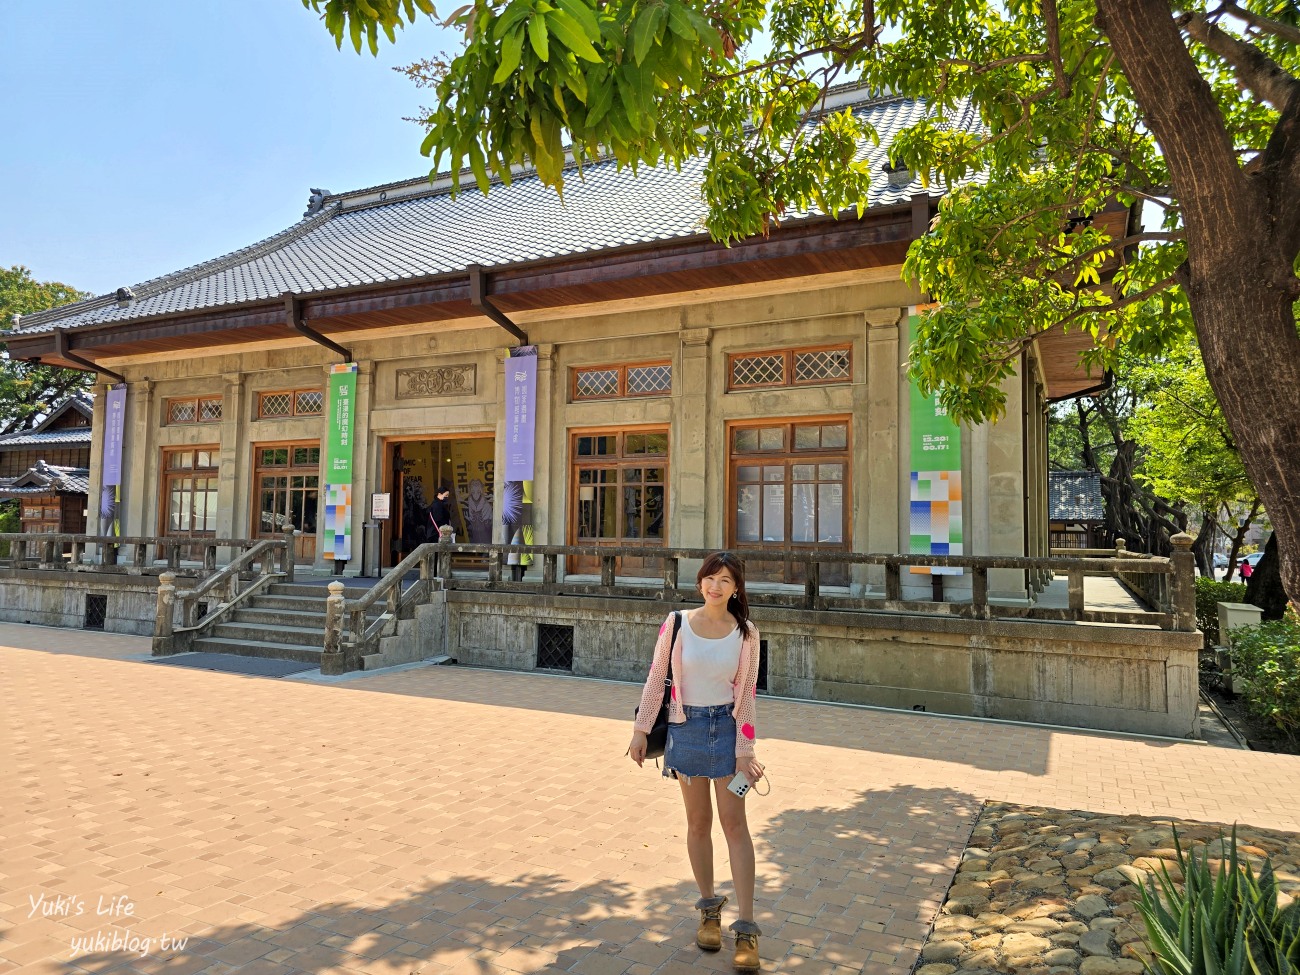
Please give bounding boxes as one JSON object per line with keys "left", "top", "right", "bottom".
{"left": 1181, "top": 11, "right": 1300, "bottom": 111}
{"left": 1027, "top": 231, "right": 1186, "bottom": 278}
{"left": 1043, "top": 0, "right": 1071, "bottom": 97}
{"left": 1214, "top": 1, "right": 1300, "bottom": 47}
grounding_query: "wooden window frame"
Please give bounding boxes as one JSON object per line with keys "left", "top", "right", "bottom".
{"left": 725, "top": 415, "right": 853, "bottom": 556}
{"left": 256, "top": 388, "right": 324, "bottom": 419}
{"left": 251, "top": 440, "right": 323, "bottom": 542}
{"left": 158, "top": 446, "right": 220, "bottom": 538}
{"left": 567, "top": 425, "right": 670, "bottom": 547}
{"left": 726, "top": 343, "right": 853, "bottom": 391}
{"left": 571, "top": 361, "right": 672, "bottom": 401}
{"left": 164, "top": 395, "right": 223, "bottom": 425}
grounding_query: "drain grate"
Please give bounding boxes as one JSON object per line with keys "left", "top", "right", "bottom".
{"left": 537, "top": 624, "right": 574, "bottom": 671}
{"left": 83, "top": 594, "right": 108, "bottom": 630}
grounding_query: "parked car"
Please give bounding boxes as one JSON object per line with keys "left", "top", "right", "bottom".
{"left": 1213, "top": 553, "right": 1228, "bottom": 569}
{"left": 1243, "top": 552, "right": 1265, "bottom": 567}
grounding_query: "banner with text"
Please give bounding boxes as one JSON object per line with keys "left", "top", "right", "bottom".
{"left": 504, "top": 348, "right": 537, "bottom": 567}
{"left": 324, "top": 363, "right": 358, "bottom": 561}
{"left": 100, "top": 384, "right": 127, "bottom": 535}
{"left": 908, "top": 309, "right": 963, "bottom": 575}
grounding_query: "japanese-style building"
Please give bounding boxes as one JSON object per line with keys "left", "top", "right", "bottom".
{"left": 0, "top": 396, "right": 93, "bottom": 536}
{"left": 4, "top": 86, "right": 1116, "bottom": 598}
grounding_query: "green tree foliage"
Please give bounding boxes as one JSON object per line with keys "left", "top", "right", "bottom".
{"left": 0, "top": 266, "right": 92, "bottom": 435}
{"left": 302, "top": 0, "right": 1300, "bottom": 605}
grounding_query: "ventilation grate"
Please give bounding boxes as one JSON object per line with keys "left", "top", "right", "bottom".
{"left": 537, "top": 624, "right": 575, "bottom": 671}
{"left": 83, "top": 594, "right": 108, "bottom": 630}
{"left": 757, "top": 639, "right": 768, "bottom": 693}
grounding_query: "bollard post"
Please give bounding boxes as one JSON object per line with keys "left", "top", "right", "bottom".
{"left": 152, "top": 572, "right": 177, "bottom": 656}
{"left": 1169, "top": 532, "right": 1198, "bottom": 632}
{"left": 322, "top": 580, "right": 346, "bottom": 675}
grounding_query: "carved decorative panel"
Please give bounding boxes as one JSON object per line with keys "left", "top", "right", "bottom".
{"left": 396, "top": 364, "right": 477, "bottom": 400}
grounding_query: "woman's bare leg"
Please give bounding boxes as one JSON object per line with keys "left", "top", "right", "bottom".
{"left": 678, "top": 775, "right": 716, "bottom": 897}
{"left": 714, "top": 779, "right": 756, "bottom": 921}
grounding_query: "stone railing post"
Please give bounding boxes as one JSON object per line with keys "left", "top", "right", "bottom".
{"left": 280, "top": 524, "right": 296, "bottom": 583}
{"left": 321, "top": 581, "right": 346, "bottom": 675}
{"left": 1169, "top": 532, "right": 1197, "bottom": 632}
{"left": 438, "top": 528, "right": 454, "bottom": 584}
{"left": 152, "top": 571, "right": 177, "bottom": 656}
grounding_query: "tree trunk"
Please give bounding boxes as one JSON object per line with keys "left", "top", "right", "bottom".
{"left": 1096, "top": 0, "right": 1300, "bottom": 610}
{"left": 1245, "top": 533, "right": 1289, "bottom": 620}
{"left": 1191, "top": 511, "right": 1215, "bottom": 576}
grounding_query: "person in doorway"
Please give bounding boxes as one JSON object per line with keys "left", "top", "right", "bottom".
{"left": 627, "top": 551, "right": 764, "bottom": 972}
{"left": 427, "top": 484, "right": 455, "bottom": 541}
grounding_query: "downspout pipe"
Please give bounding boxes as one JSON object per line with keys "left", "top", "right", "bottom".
{"left": 53, "top": 328, "right": 126, "bottom": 384}
{"left": 286, "top": 295, "right": 352, "bottom": 362}
{"left": 467, "top": 265, "right": 529, "bottom": 345}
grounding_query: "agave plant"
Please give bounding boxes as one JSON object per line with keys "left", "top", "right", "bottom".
{"left": 1137, "top": 825, "right": 1300, "bottom": 975}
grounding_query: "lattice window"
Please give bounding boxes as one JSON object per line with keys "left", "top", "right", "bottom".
{"left": 794, "top": 348, "right": 851, "bottom": 384}
{"left": 575, "top": 368, "right": 619, "bottom": 399}
{"left": 259, "top": 393, "right": 293, "bottom": 418}
{"left": 572, "top": 362, "right": 671, "bottom": 401}
{"left": 626, "top": 364, "right": 672, "bottom": 395}
{"left": 199, "top": 398, "right": 223, "bottom": 422}
{"left": 730, "top": 353, "right": 786, "bottom": 388}
{"left": 295, "top": 390, "right": 324, "bottom": 415}
{"left": 168, "top": 400, "right": 197, "bottom": 424}
{"left": 536, "top": 624, "right": 574, "bottom": 671}
{"left": 83, "top": 594, "right": 107, "bottom": 630}
{"left": 728, "top": 345, "right": 851, "bottom": 390}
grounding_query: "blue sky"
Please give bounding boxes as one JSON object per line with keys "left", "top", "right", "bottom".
{"left": 2, "top": 1, "right": 457, "bottom": 297}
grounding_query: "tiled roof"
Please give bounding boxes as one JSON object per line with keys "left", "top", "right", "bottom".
{"left": 14, "top": 90, "right": 980, "bottom": 335}
{"left": 1049, "top": 471, "right": 1105, "bottom": 521}
{"left": 0, "top": 427, "right": 93, "bottom": 449}
{"left": 0, "top": 465, "right": 91, "bottom": 497}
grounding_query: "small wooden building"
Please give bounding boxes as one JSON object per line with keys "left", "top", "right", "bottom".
{"left": 1048, "top": 470, "right": 1106, "bottom": 550}
{"left": 0, "top": 398, "right": 93, "bottom": 536}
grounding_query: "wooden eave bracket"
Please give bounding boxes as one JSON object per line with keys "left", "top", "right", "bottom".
{"left": 467, "top": 265, "right": 529, "bottom": 346}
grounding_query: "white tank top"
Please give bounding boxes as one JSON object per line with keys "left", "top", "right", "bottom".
{"left": 680, "top": 614, "right": 743, "bottom": 706}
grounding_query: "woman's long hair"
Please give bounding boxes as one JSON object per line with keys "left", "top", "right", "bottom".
{"left": 697, "top": 551, "right": 751, "bottom": 635}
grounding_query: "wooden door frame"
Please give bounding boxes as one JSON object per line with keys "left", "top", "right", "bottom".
{"left": 157, "top": 444, "right": 221, "bottom": 540}
{"left": 249, "top": 439, "right": 323, "bottom": 563}
{"left": 567, "top": 425, "right": 670, "bottom": 574}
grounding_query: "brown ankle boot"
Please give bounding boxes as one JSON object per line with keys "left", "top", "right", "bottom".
{"left": 695, "top": 895, "right": 727, "bottom": 951}
{"left": 730, "top": 920, "right": 762, "bottom": 972}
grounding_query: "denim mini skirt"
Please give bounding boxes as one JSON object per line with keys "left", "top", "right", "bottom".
{"left": 663, "top": 704, "right": 738, "bottom": 781}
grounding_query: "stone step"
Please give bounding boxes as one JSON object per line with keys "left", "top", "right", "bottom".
{"left": 267, "top": 582, "right": 375, "bottom": 599}
{"left": 232, "top": 606, "right": 385, "bottom": 627}
{"left": 211, "top": 621, "right": 327, "bottom": 648}
{"left": 189, "top": 636, "right": 323, "bottom": 664}
{"left": 246, "top": 594, "right": 386, "bottom": 614}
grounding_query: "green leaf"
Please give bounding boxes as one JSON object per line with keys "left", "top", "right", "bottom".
{"left": 494, "top": 29, "right": 526, "bottom": 83}
{"left": 631, "top": 6, "right": 662, "bottom": 65}
{"left": 528, "top": 14, "right": 550, "bottom": 61}
{"left": 546, "top": 9, "right": 602, "bottom": 61}
{"left": 555, "top": 0, "right": 600, "bottom": 41}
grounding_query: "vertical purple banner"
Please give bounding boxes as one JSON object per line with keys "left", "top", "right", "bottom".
{"left": 100, "top": 384, "right": 127, "bottom": 533}
{"left": 504, "top": 348, "right": 537, "bottom": 481}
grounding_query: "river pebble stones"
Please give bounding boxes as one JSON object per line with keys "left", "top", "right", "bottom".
{"left": 916, "top": 802, "right": 1300, "bottom": 975}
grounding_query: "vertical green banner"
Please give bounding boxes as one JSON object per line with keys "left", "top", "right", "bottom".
{"left": 908, "top": 309, "right": 963, "bottom": 575}
{"left": 324, "top": 362, "right": 358, "bottom": 561}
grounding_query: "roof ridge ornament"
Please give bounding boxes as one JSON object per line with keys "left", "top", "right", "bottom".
{"left": 305, "top": 188, "right": 333, "bottom": 218}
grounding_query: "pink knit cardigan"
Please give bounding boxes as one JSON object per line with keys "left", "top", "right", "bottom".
{"left": 633, "top": 611, "right": 762, "bottom": 757}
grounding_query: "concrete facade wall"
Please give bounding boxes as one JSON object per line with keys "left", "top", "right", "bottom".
{"left": 441, "top": 592, "right": 1202, "bottom": 738}
{"left": 92, "top": 270, "right": 1047, "bottom": 594}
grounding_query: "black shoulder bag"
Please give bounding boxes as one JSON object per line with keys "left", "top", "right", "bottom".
{"left": 637, "top": 611, "right": 681, "bottom": 760}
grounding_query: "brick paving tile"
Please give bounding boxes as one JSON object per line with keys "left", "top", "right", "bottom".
{"left": 4, "top": 627, "right": 1299, "bottom": 975}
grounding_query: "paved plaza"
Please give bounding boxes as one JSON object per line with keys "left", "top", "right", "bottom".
{"left": 2, "top": 623, "right": 1298, "bottom": 975}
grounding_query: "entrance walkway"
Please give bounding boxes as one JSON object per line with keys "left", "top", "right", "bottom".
{"left": 3, "top": 626, "right": 1297, "bottom": 975}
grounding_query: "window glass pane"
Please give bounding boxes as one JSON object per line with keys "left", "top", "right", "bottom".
{"left": 168, "top": 400, "right": 196, "bottom": 424}
{"left": 736, "top": 465, "right": 760, "bottom": 482}
{"left": 644, "top": 485, "right": 665, "bottom": 538}
{"left": 623, "top": 486, "right": 643, "bottom": 538}
{"left": 260, "top": 393, "right": 292, "bottom": 417}
{"left": 731, "top": 352, "right": 785, "bottom": 387}
{"left": 626, "top": 364, "right": 671, "bottom": 395}
{"left": 177, "top": 452, "right": 193, "bottom": 469}
{"left": 734, "top": 428, "right": 759, "bottom": 452}
{"left": 625, "top": 434, "right": 645, "bottom": 454}
{"left": 643, "top": 467, "right": 665, "bottom": 483}
{"left": 643, "top": 433, "right": 668, "bottom": 455}
{"left": 275, "top": 448, "right": 289, "bottom": 465}
{"left": 199, "top": 398, "right": 223, "bottom": 422}
{"left": 735, "top": 485, "right": 760, "bottom": 542}
{"left": 575, "top": 368, "right": 620, "bottom": 398}
{"left": 597, "top": 485, "right": 618, "bottom": 538}
{"left": 792, "top": 464, "right": 816, "bottom": 481}
{"left": 794, "top": 347, "right": 851, "bottom": 383}
{"left": 792, "top": 482, "right": 816, "bottom": 543}
{"left": 295, "top": 390, "right": 324, "bottom": 415}
{"left": 259, "top": 483, "right": 278, "bottom": 533}
{"left": 197, "top": 451, "right": 213, "bottom": 468}
{"left": 759, "top": 427, "right": 784, "bottom": 451}
{"left": 763, "top": 466, "right": 785, "bottom": 482}
{"left": 819, "top": 463, "right": 844, "bottom": 481}
{"left": 822, "top": 424, "right": 848, "bottom": 449}
{"left": 762, "top": 485, "right": 786, "bottom": 542}
{"left": 625, "top": 467, "right": 642, "bottom": 483}
{"left": 300, "top": 487, "right": 319, "bottom": 534}
{"left": 293, "top": 447, "right": 311, "bottom": 466}
{"left": 819, "top": 483, "right": 844, "bottom": 543}
{"left": 794, "top": 425, "right": 820, "bottom": 450}
{"left": 260, "top": 449, "right": 277, "bottom": 467}
{"left": 579, "top": 468, "right": 594, "bottom": 484}
{"left": 291, "top": 475, "right": 307, "bottom": 490}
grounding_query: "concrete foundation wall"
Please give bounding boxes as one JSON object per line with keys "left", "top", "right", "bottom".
{"left": 0, "top": 570, "right": 159, "bottom": 636}
{"left": 442, "top": 592, "right": 1202, "bottom": 738}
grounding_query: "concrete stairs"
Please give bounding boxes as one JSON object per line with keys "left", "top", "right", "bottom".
{"left": 190, "top": 582, "right": 384, "bottom": 665}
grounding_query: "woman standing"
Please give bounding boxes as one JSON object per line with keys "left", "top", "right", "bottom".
{"left": 628, "top": 552, "right": 764, "bottom": 971}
